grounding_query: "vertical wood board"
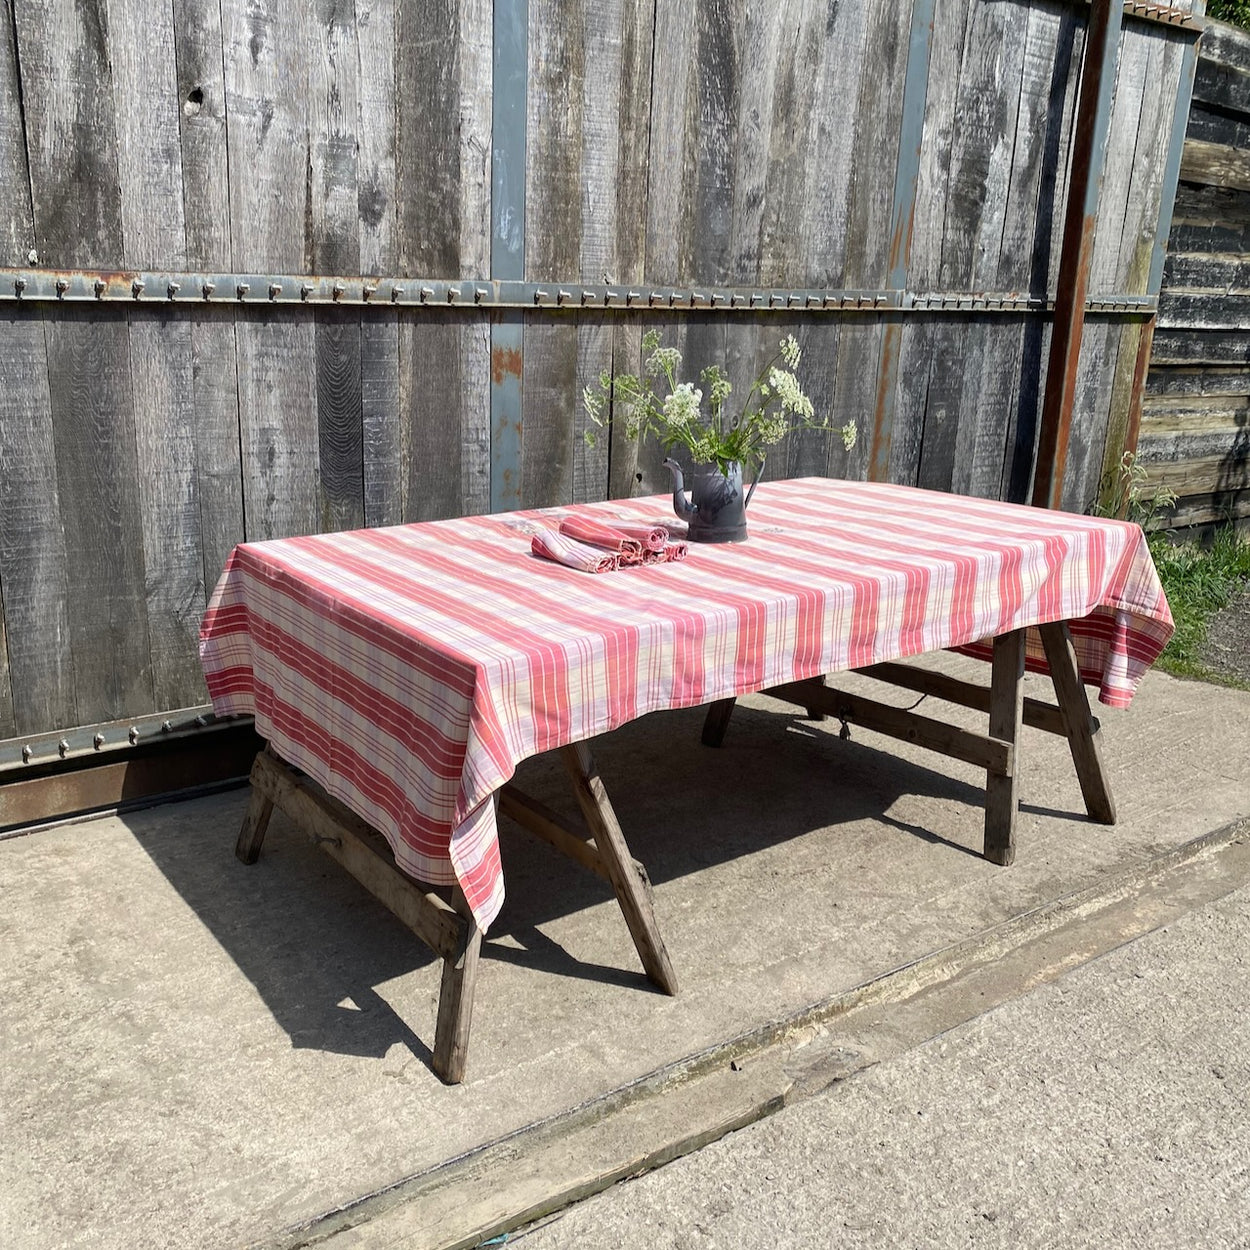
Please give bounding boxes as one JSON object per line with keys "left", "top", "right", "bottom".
{"left": 45, "top": 308, "right": 153, "bottom": 722}
{"left": 0, "top": 309, "right": 76, "bottom": 734}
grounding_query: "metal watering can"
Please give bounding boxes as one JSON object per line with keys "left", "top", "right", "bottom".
{"left": 662, "top": 458, "right": 759, "bottom": 543}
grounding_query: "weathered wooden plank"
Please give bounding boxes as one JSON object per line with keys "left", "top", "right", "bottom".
{"left": 843, "top": 0, "right": 917, "bottom": 289}
{"left": 886, "top": 319, "right": 936, "bottom": 486}
{"left": 235, "top": 310, "right": 320, "bottom": 540}
{"left": 521, "top": 318, "right": 581, "bottom": 508}
{"left": 433, "top": 886, "right": 483, "bottom": 1085}
{"left": 767, "top": 678, "right": 1014, "bottom": 776}
{"left": 1179, "top": 138, "right": 1250, "bottom": 193}
{"left": 129, "top": 308, "right": 207, "bottom": 708}
{"left": 1044, "top": 11, "right": 1086, "bottom": 293}
{"left": 910, "top": 0, "right": 970, "bottom": 292}
{"left": 45, "top": 308, "right": 153, "bottom": 721}
{"left": 983, "top": 628, "right": 1025, "bottom": 866}
{"left": 171, "top": 0, "right": 233, "bottom": 270}
{"left": 1059, "top": 318, "right": 1117, "bottom": 513}
{"left": 356, "top": 0, "right": 400, "bottom": 529}
{"left": 561, "top": 741, "right": 678, "bottom": 996}
{"left": 644, "top": 3, "right": 696, "bottom": 284}
{"left": 0, "top": 579, "right": 14, "bottom": 738}
{"left": 1163, "top": 251, "right": 1250, "bottom": 291}
{"left": 1090, "top": 24, "right": 1151, "bottom": 292}
{"left": 357, "top": 0, "right": 396, "bottom": 276}
{"left": 950, "top": 319, "right": 1028, "bottom": 500}
{"left": 1151, "top": 327, "right": 1250, "bottom": 364}
{"left": 1138, "top": 421, "right": 1250, "bottom": 463}
{"left": 1001, "top": 318, "right": 1051, "bottom": 504}
{"left": 222, "top": 0, "right": 309, "bottom": 271}
{"left": 1097, "top": 319, "right": 1146, "bottom": 506}
{"left": 191, "top": 309, "right": 245, "bottom": 589}
{"left": 916, "top": 320, "right": 970, "bottom": 492}
{"left": 1199, "top": 18, "right": 1250, "bottom": 76}
{"left": 0, "top": 308, "right": 76, "bottom": 734}
{"left": 361, "top": 312, "right": 403, "bottom": 527}
{"left": 1164, "top": 486, "right": 1250, "bottom": 526}
{"left": 1186, "top": 102, "right": 1250, "bottom": 151}
{"left": 1191, "top": 43, "right": 1250, "bottom": 114}
{"left": 942, "top": 0, "right": 1026, "bottom": 291}
{"left": 830, "top": 317, "right": 884, "bottom": 483}
{"left": 798, "top": 0, "right": 868, "bottom": 286}
{"left": 13, "top": 0, "right": 124, "bottom": 266}
{"left": 396, "top": 0, "right": 461, "bottom": 274}
{"left": 785, "top": 321, "right": 844, "bottom": 480}
{"left": 460, "top": 319, "right": 492, "bottom": 516}
{"left": 524, "top": 0, "right": 584, "bottom": 508}
{"left": 998, "top": 3, "right": 1069, "bottom": 293}
{"left": 315, "top": 307, "right": 366, "bottom": 532}
{"left": 1145, "top": 365, "right": 1250, "bottom": 397}
{"left": 729, "top": 0, "right": 793, "bottom": 284}
{"left": 458, "top": 0, "right": 493, "bottom": 281}
{"left": 1145, "top": 452, "right": 1250, "bottom": 494}
{"left": 108, "top": 0, "right": 187, "bottom": 268}
{"left": 309, "top": 0, "right": 360, "bottom": 275}
{"left": 400, "top": 311, "right": 467, "bottom": 521}
{"left": 1159, "top": 290, "right": 1250, "bottom": 329}
{"left": 1117, "top": 29, "right": 1184, "bottom": 295}
{"left": 0, "top": 1, "right": 31, "bottom": 263}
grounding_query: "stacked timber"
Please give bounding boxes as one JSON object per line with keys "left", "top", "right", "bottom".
{"left": 1149, "top": 19, "right": 1250, "bottom": 529}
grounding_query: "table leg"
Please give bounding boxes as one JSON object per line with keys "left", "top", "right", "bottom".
{"left": 984, "top": 628, "right": 1026, "bottom": 865}
{"left": 235, "top": 750, "right": 276, "bottom": 864}
{"left": 701, "top": 698, "right": 736, "bottom": 747}
{"left": 1038, "top": 621, "right": 1116, "bottom": 824}
{"left": 560, "top": 741, "right": 679, "bottom": 995}
{"left": 432, "top": 886, "right": 483, "bottom": 1085}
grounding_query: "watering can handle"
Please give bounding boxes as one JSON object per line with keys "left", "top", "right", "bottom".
{"left": 744, "top": 458, "right": 764, "bottom": 508}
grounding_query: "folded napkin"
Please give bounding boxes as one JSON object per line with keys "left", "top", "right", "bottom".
{"left": 531, "top": 529, "right": 619, "bottom": 573}
{"left": 558, "top": 516, "right": 643, "bottom": 557}
{"left": 605, "top": 522, "right": 670, "bottom": 553}
{"left": 644, "top": 541, "right": 688, "bottom": 564}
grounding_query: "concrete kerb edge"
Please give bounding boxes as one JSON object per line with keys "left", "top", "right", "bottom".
{"left": 264, "top": 814, "right": 1250, "bottom": 1250}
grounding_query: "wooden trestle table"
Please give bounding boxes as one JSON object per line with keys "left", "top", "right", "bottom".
{"left": 199, "top": 479, "right": 1174, "bottom": 1082}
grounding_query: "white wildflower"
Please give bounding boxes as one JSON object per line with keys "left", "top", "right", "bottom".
{"left": 840, "top": 421, "right": 858, "bottom": 452}
{"left": 780, "top": 335, "right": 801, "bottom": 369}
{"left": 662, "top": 382, "right": 703, "bottom": 429}
{"left": 768, "top": 368, "right": 814, "bottom": 420}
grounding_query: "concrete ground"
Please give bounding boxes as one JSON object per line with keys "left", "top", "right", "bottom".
{"left": 0, "top": 656, "right": 1246, "bottom": 1249}
{"left": 515, "top": 872, "right": 1250, "bottom": 1250}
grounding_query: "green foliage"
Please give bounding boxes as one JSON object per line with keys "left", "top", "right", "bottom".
{"left": 1150, "top": 524, "right": 1250, "bottom": 686}
{"left": 583, "top": 331, "right": 857, "bottom": 476}
{"left": 1208, "top": 1, "right": 1250, "bottom": 30}
{"left": 1096, "top": 451, "right": 1178, "bottom": 530}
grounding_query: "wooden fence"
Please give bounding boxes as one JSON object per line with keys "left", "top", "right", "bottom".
{"left": 0, "top": 0, "right": 1201, "bottom": 774}
{"left": 1147, "top": 16, "right": 1250, "bottom": 528}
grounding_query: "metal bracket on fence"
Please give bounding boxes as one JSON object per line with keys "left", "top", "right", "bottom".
{"left": 0, "top": 705, "right": 234, "bottom": 774}
{"left": 0, "top": 269, "right": 1159, "bottom": 318}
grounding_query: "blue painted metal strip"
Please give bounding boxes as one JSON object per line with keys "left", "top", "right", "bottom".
{"left": 490, "top": 0, "right": 527, "bottom": 512}
{"left": 868, "top": 0, "right": 937, "bottom": 484}
{"left": 1147, "top": 14, "right": 1203, "bottom": 296}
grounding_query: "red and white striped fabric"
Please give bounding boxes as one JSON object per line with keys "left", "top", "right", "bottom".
{"left": 200, "top": 479, "right": 1173, "bottom": 931}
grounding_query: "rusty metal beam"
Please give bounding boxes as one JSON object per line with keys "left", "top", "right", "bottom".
{"left": 1032, "top": 0, "right": 1124, "bottom": 511}
{"left": 0, "top": 726, "right": 261, "bottom": 834}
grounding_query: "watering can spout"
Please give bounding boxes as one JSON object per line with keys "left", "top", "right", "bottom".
{"left": 663, "top": 458, "right": 698, "bottom": 522}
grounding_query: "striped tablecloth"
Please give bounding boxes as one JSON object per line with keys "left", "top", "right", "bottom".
{"left": 199, "top": 478, "right": 1173, "bottom": 931}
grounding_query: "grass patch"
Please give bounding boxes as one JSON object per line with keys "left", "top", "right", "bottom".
{"left": 1149, "top": 525, "right": 1250, "bottom": 686}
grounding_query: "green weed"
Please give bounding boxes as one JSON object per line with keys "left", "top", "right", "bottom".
{"left": 1149, "top": 524, "right": 1250, "bottom": 687}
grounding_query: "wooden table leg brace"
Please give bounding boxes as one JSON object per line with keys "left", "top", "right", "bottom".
{"left": 234, "top": 749, "right": 480, "bottom": 1084}
{"left": 702, "top": 621, "right": 1117, "bottom": 863}
{"left": 234, "top": 740, "right": 677, "bottom": 1082}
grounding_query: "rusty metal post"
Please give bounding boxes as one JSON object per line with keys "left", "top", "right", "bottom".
{"left": 1031, "top": 0, "right": 1123, "bottom": 510}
